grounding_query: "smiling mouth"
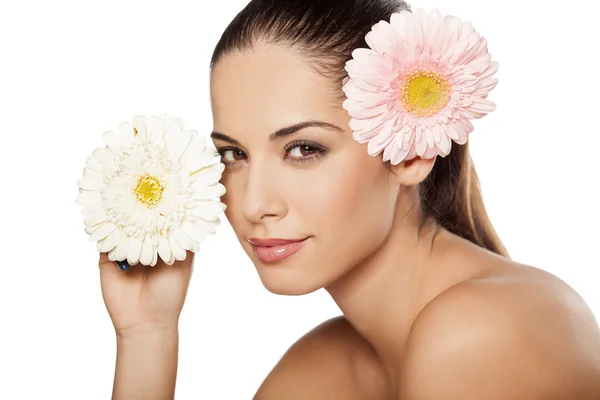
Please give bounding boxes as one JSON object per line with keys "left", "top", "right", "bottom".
{"left": 250, "top": 237, "right": 310, "bottom": 263}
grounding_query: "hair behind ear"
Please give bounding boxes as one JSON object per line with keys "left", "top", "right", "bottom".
{"left": 418, "top": 142, "right": 509, "bottom": 257}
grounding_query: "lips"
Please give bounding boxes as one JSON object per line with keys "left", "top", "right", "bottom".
{"left": 249, "top": 237, "right": 310, "bottom": 263}
{"left": 248, "top": 238, "right": 307, "bottom": 246}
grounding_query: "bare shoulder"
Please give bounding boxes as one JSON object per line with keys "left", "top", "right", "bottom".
{"left": 254, "top": 315, "right": 391, "bottom": 400}
{"left": 399, "top": 264, "right": 600, "bottom": 399}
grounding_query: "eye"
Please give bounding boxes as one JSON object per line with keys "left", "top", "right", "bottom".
{"left": 284, "top": 140, "right": 327, "bottom": 163}
{"left": 218, "top": 148, "right": 247, "bottom": 163}
{"left": 215, "top": 140, "right": 327, "bottom": 169}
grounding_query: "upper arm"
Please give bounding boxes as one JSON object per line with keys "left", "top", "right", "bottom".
{"left": 398, "top": 276, "right": 600, "bottom": 400}
{"left": 253, "top": 316, "right": 389, "bottom": 400}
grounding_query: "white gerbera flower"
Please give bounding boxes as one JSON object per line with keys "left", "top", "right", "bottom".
{"left": 76, "top": 114, "right": 227, "bottom": 266}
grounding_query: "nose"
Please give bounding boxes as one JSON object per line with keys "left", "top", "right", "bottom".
{"left": 241, "top": 158, "right": 287, "bottom": 224}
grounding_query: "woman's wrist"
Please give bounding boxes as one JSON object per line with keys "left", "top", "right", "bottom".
{"left": 116, "top": 324, "right": 179, "bottom": 342}
{"left": 113, "top": 326, "right": 180, "bottom": 400}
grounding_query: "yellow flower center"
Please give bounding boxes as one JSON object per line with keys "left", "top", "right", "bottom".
{"left": 400, "top": 70, "right": 450, "bottom": 118}
{"left": 134, "top": 175, "right": 163, "bottom": 208}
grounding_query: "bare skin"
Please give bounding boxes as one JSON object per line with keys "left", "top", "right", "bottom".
{"left": 100, "top": 42, "right": 600, "bottom": 399}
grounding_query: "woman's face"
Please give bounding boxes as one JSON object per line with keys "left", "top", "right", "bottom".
{"left": 209, "top": 43, "right": 401, "bottom": 295}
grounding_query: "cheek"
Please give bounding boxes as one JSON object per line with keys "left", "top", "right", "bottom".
{"left": 298, "top": 157, "right": 396, "bottom": 241}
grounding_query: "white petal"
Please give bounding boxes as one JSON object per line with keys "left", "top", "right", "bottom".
{"left": 139, "top": 235, "right": 154, "bottom": 266}
{"left": 84, "top": 207, "right": 107, "bottom": 226}
{"left": 195, "top": 219, "right": 219, "bottom": 236}
{"left": 168, "top": 232, "right": 186, "bottom": 261}
{"left": 187, "top": 201, "right": 226, "bottom": 221}
{"left": 77, "top": 176, "right": 104, "bottom": 191}
{"left": 157, "top": 233, "right": 172, "bottom": 264}
{"left": 151, "top": 249, "right": 158, "bottom": 267}
{"left": 173, "top": 228, "right": 194, "bottom": 251}
{"left": 132, "top": 115, "right": 149, "bottom": 141}
{"left": 90, "top": 222, "right": 116, "bottom": 242}
{"left": 119, "top": 121, "right": 135, "bottom": 148}
{"left": 92, "top": 147, "right": 114, "bottom": 165}
{"left": 76, "top": 191, "right": 102, "bottom": 206}
{"left": 192, "top": 183, "right": 226, "bottom": 200}
{"left": 180, "top": 133, "right": 207, "bottom": 165}
{"left": 102, "top": 130, "right": 121, "bottom": 153}
{"left": 148, "top": 115, "right": 166, "bottom": 147}
{"left": 127, "top": 237, "right": 143, "bottom": 265}
{"left": 83, "top": 167, "right": 103, "bottom": 179}
{"left": 98, "top": 227, "right": 122, "bottom": 253}
{"left": 111, "top": 236, "right": 130, "bottom": 262}
{"left": 167, "top": 128, "right": 192, "bottom": 162}
{"left": 182, "top": 219, "right": 204, "bottom": 243}
{"left": 166, "top": 253, "right": 176, "bottom": 266}
{"left": 86, "top": 155, "right": 105, "bottom": 172}
{"left": 191, "top": 167, "right": 223, "bottom": 188}
{"left": 186, "top": 146, "right": 215, "bottom": 172}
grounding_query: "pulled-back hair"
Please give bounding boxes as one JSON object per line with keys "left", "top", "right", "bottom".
{"left": 210, "top": 0, "right": 509, "bottom": 257}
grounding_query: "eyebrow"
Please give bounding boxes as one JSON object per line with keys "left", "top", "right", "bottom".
{"left": 210, "top": 120, "right": 344, "bottom": 146}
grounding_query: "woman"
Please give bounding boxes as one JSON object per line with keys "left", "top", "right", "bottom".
{"left": 99, "top": 0, "right": 600, "bottom": 398}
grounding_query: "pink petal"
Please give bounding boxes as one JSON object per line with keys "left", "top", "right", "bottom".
{"left": 465, "top": 98, "right": 496, "bottom": 114}
{"left": 365, "top": 20, "right": 400, "bottom": 56}
{"left": 367, "top": 120, "right": 395, "bottom": 155}
{"left": 437, "top": 129, "right": 452, "bottom": 155}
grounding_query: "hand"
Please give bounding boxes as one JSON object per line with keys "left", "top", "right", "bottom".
{"left": 98, "top": 252, "right": 194, "bottom": 338}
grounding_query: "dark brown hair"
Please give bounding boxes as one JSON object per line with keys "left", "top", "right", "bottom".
{"left": 210, "top": 0, "right": 509, "bottom": 257}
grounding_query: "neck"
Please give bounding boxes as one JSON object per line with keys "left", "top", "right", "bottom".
{"left": 324, "top": 189, "right": 472, "bottom": 377}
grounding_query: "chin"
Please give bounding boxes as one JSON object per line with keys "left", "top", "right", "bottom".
{"left": 254, "top": 264, "right": 324, "bottom": 296}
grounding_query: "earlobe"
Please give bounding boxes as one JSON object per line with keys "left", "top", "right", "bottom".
{"left": 389, "top": 156, "right": 436, "bottom": 186}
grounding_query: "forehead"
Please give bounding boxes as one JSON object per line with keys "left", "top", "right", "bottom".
{"left": 209, "top": 43, "right": 344, "bottom": 134}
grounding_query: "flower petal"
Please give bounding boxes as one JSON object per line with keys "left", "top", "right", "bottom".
{"left": 148, "top": 115, "right": 166, "bottom": 147}
{"left": 127, "top": 236, "right": 143, "bottom": 265}
{"left": 173, "top": 228, "right": 194, "bottom": 251}
{"left": 157, "top": 233, "right": 172, "bottom": 265}
{"left": 119, "top": 121, "right": 135, "bottom": 148}
{"left": 168, "top": 231, "right": 187, "bottom": 261}
{"left": 102, "top": 130, "right": 121, "bottom": 153}
{"left": 192, "top": 183, "right": 226, "bottom": 200}
{"left": 90, "top": 222, "right": 116, "bottom": 242}
{"left": 186, "top": 146, "right": 217, "bottom": 172}
{"left": 187, "top": 201, "right": 226, "bottom": 221}
{"left": 139, "top": 234, "right": 154, "bottom": 266}
{"left": 167, "top": 128, "right": 193, "bottom": 163}
{"left": 92, "top": 147, "right": 114, "bottom": 165}
{"left": 98, "top": 227, "right": 122, "bottom": 253}
{"left": 132, "top": 115, "right": 149, "bottom": 142}
{"left": 76, "top": 191, "right": 102, "bottom": 206}
{"left": 77, "top": 176, "right": 104, "bottom": 191}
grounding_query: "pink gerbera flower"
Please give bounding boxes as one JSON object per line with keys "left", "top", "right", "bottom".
{"left": 342, "top": 8, "right": 499, "bottom": 165}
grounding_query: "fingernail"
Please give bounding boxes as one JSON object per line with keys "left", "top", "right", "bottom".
{"left": 116, "top": 260, "right": 130, "bottom": 271}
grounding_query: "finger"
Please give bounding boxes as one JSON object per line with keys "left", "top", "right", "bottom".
{"left": 99, "top": 252, "right": 136, "bottom": 277}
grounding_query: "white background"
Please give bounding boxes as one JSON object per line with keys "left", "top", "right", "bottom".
{"left": 1, "top": 0, "right": 598, "bottom": 398}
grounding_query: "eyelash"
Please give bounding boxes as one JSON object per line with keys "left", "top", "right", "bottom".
{"left": 215, "top": 140, "right": 327, "bottom": 168}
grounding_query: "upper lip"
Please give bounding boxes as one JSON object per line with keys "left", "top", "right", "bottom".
{"left": 248, "top": 237, "right": 308, "bottom": 247}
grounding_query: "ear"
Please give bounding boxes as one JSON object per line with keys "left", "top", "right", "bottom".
{"left": 389, "top": 156, "right": 436, "bottom": 186}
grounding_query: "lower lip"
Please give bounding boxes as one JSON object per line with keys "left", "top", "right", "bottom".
{"left": 253, "top": 238, "right": 309, "bottom": 263}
